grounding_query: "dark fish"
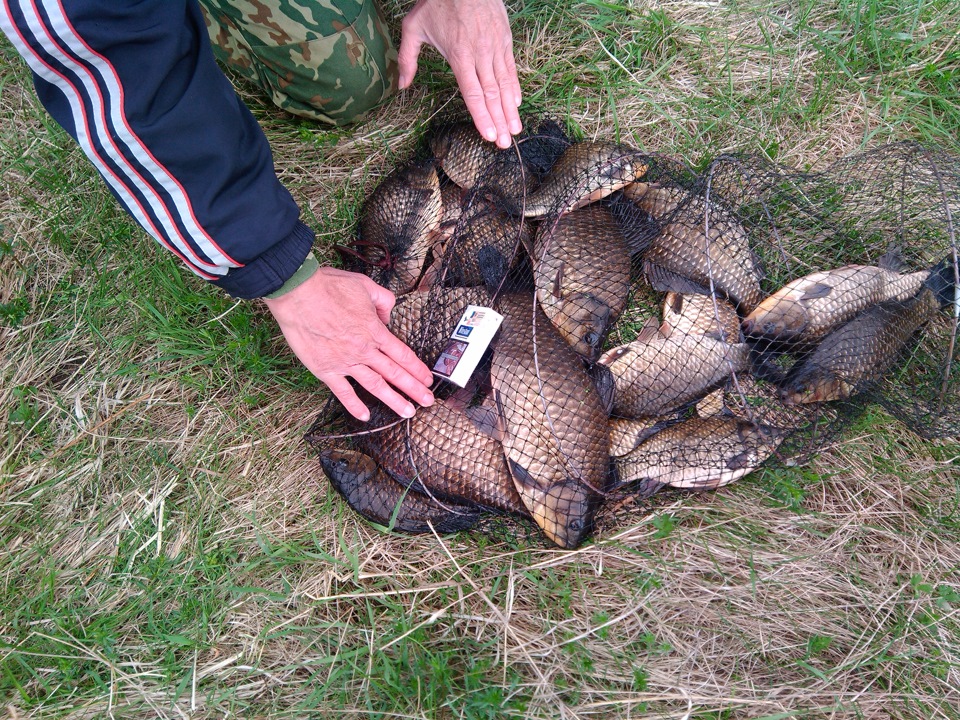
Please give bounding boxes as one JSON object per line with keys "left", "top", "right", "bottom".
{"left": 390, "top": 286, "right": 492, "bottom": 362}
{"left": 599, "top": 321, "right": 752, "bottom": 418}
{"left": 742, "top": 258, "right": 932, "bottom": 343}
{"left": 661, "top": 291, "right": 741, "bottom": 342}
{"left": 613, "top": 417, "right": 786, "bottom": 490}
{"left": 625, "top": 183, "right": 764, "bottom": 312}
{"left": 779, "top": 260, "right": 958, "bottom": 405}
{"left": 319, "top": 448, "right": 481, "bottom": 534}
{"left": 491, "top": 294, "right": 611, "bottom": 548}
{"left": 534, "top": 205, "right": 632, "bottom": 360}
{"left": 358, "top": 160, "right": 443, "bottom": 293}
{"left": 429, "top": 121, "right": 532, "bottom": 198}
{"left": 522, "top": 141, "right": 646, "bottom": 218}
{"left": 361, "top": 400, "right": 528, "bottom": 516}
{"left": 438, "top": 194, "right": 531, "bottom": 289}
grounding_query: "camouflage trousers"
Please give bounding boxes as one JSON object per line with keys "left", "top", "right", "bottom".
{"left": 197, "top": 0, "right": 399, "bottom": 125}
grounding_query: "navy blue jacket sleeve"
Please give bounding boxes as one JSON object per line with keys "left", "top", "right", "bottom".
{"left": 0, "top": 0, "right": 313, "bottom": 299}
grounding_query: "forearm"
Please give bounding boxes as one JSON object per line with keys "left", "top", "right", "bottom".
{"left": 0, "top": 0, "right": 310, "bottom": 298}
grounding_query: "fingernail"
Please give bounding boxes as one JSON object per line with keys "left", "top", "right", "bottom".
{"left": 509, "top": 119, "right": 522, "bottom": 135}
{"left": 401, "top": 404, "right": 416, "bottom": 418}
{"left": 357, "top": 410, "right": 370, "bottom": 423}
{"left": 421, "top": 392, "right": 434, "bottom": 406}
{"left": 484, "top": 127, "right": 497, "bottom": 142}
{"left": 498, "top": 133, "right": 510, "bottom": 148}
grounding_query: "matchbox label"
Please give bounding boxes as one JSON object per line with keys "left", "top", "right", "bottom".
{"left": 432, "top": 305, "right": 504, "bottom": 387}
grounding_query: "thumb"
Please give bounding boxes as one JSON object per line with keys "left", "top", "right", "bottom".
{"left": 366, "top": 279, "right": 397, "bottom": 325}
{"left": 397, "top": 31, "right": 424, "bottom": 89}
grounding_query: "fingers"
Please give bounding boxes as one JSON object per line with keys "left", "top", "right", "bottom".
{"left": 397, "top": 28, "right": 423, "bottom": 90}
{"left": 320, "top": 342, "right": 435, "bottom": 422}
{"left": 376, "top": 329, "right": 435, "bottom": 389}
{"left": 323, "top": 374, "right": 372, "bottom": 423}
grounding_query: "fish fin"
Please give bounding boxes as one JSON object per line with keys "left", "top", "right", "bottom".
{"left": 586, "top": 362, "right": 617, "bottom": 416}
{"left": 464, "top": 403, "right": 503, "bottom": 442}
{"left": 925, "top": 255, "right": 959, "bottom": 309}
{"left": 507, "top": 459, "right": 539, "bottom": 492}
{"left": 726, "top": 449, "right": 754, "bottom": 472}
{"left": 552, "top": 262, "right": 565, "bottom": 299}
{"left": 492, "top": 388, "right": 510, "bottom": 441}
{"left": 665, "top": 292, "right": 684, "bottom": 317}
{"left": 878, "top": 246, "right": 905, "bottom": 271}
{"left": 799, "top": 282, "right": 834, "bottom": 302}
{"left": 446, "top": 385, "right": 474, "bottom": 412}
{"left": 637, "top": 316, "right": 664, "bottom": 342}
{"left": 644, "top": 261, "right": 712, "bottom": 296}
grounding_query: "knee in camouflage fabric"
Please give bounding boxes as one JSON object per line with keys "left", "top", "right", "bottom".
{"left": 197, "top": 0, "right": 398, "bottom": 124}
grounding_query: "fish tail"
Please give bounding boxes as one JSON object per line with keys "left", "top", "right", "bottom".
{"left": 878, "top": 246, "right": 906, "bottom": 271}
{"left": 925, "top": 255, "right": 960, "bottom": 310}
{"left": 749, "top": 346, "right": 789, "bottom": 384}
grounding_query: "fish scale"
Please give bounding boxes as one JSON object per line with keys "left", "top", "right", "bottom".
{"left": 319, "top": 449, "right": 482, "bottom": 534}
{"left": 522, "top": 141, "right": 646, "bottom": 218}
{"left": 490, "top": 294, "right": 610, "bottom": 548}
{"left": 779, "top": 285, "right": 946, "bottom": 405}
{"left": 600, "top": 330, "right": 753, "bottom": 418}
{"left": 613, "top": 417, "right": 786, "bottom": 490}
{"left": 429, "top": 121, "right": 532, "bottom": 199}
{"left": 625, "top": 183, "right": 764, "bottom": 312}
{"left": 390, "top": 286, "right": 492, "bottom": 362}
{"left": 359, "top": 401, "right": 529, "bottom": 516}
{"left": 358, "top": 161, "right": 442, "bottom": 293}
{"left": 534, "top": 204, "right": 632, "bottom": 360}
{"left": 742, "top": 263, "right": 932, "bottom": 342}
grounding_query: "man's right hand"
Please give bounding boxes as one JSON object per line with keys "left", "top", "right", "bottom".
{"left": 263, "top": 267, "right": 435, "bottom": 422}
{"left": 397, "top": 0, "right": 523, "bottom": 149}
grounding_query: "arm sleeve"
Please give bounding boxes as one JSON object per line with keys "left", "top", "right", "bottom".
{"left": 0, "top": 0, "right": 313, "bottom": 299}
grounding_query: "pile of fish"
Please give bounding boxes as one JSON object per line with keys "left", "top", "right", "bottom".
{"left": 307, "top": 118, "right": 960, "bottom": 549}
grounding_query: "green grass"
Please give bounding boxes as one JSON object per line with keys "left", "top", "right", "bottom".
{"left": 3, "top": 0, "right": 960, "bottom": 717}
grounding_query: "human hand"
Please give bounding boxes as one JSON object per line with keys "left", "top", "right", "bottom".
{"left": 263, "top": 267, "right": 435, "bottom": 422}
{"left": 398, "top": 0, "right": 522, "bottom": 149}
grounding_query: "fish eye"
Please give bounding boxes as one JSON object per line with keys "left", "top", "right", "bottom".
{"left": 584, "top": 332, "right": 599, "bottom": 346}
{"left": 569, "top": 519, "right": 583, "bottom": 531}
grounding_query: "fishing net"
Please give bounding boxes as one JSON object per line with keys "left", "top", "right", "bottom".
{"left": 305, "top": 115, "right": 960, "bottom": 549}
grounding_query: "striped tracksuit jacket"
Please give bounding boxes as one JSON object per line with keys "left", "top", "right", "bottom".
{"left": 0, "top": 0, "right": 314, "bottom": 299}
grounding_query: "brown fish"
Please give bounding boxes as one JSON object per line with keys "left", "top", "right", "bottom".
{"left": 319, "top": 448, "right": 482, "bottom": 534}
{"left": 613, "top": 417, "right": 786, "bottom": 490}
{"left": 779, "top": 261, "right": 957, "bottom": 405}
{"left": 358, "top": 160, "right": 442, "bottom": 293}
{"left": 438, "top": 194, "right": 531, "bottom": 288}
{"left": 661, "top": 292, "right": 741, "bottom": 342}
{"left": 621, "top": 181, "right": 685, "bottom": 219}
{"left": 626, "top": 184, "right": 764, "bottom": 312}
{"left": 522, "top": 141, "right": 646, "bottom": 218}
{"left": 742, "top": 259, "right": 932, "bottom": 343}
{"left": 609, "top": 416, "right": 674, "bottom": 457}
{"left": 599, "top": 323, "right": 752, "bottom": 418}
{"left": 390, "top": 286, "right": 492, "bottom": 361}
{"left": 491, "top": 294, "right": 611, "bottom": 548}
{"left": 429, "top": 121, "right": 532, "bottom": 199}
{"left": 534, "top": 205, "right": 632, "bottom": 360}
{"left": 360, "top": 400, "right": 528, "bottom": 516}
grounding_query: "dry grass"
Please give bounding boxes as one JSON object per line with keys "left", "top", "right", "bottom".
{"left": 2, "top": 0, "right": 960, "bottom": 718}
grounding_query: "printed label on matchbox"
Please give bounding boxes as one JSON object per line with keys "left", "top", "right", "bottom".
{"left": 432, "top": 305, "right": 504, "bottom": 387}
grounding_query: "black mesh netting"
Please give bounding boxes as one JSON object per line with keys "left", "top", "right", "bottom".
{"left": 305, "top": 116, "right": 960, "bottom": 549}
